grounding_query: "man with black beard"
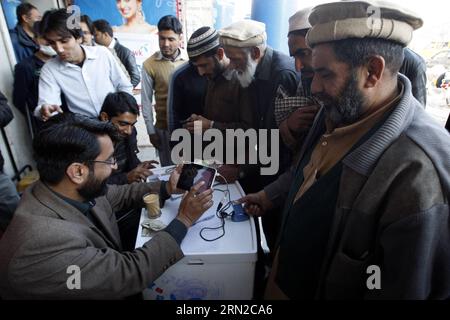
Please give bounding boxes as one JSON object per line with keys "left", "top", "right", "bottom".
{"left": 183, "top": 27, "right": 254, "bottom": 183}
{"left": 0, "top": 114, "right": 214, "bottom": 299}
{"left": 241, "top": 0, "right": 450, "bottom": 300}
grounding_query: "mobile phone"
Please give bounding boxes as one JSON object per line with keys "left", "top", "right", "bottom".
{"left": 176, "top": 163, "right": 217, "bottom": 194}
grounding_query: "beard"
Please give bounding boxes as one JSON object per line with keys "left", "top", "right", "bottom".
{"left": 233, "top": 53, "right": 258, "bottom": 88}
{"left": 314, "top": 71, "right": 366, "bottom": 128}
{"left": 77, "top": 171, "right": 108, "bottom": 201}
{"left": 209, "top": 57, "right": 225, "bottom": 80}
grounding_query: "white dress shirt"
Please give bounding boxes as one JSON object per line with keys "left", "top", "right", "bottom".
{"left": 35, "top": 45, "right": 132, "bottom": 118}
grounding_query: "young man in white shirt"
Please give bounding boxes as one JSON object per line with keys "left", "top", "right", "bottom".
{"left": 35, "top": 9, "right": 132, "bottom": 121}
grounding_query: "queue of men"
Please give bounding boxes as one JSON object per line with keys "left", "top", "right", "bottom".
{"left": 0, "top": 0, "right": 449, "bottom": 300}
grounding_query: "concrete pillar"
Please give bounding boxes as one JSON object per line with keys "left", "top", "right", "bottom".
{"left": 251, "top": 0, "right": 301, "bottom": 54}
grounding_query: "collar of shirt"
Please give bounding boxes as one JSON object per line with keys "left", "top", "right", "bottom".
{"left": 255, "top": 46, "right": 273, "bottom": 81}
{"left": 155, "top": 49, "right": 188, "bottom": 62}
{"left": 46, "top": 184, "right": 96, "bottom": 216}
{"left": 58, "top": 45, "right": 98, "bottom": 70}
{"left": 108, "top": 38, "right": 116, "bottom": 50}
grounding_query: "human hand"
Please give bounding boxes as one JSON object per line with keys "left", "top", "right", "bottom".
{"left": 167, "top": 164, "right": 183, "bottom": 195}
{"left": 236, "top": 190, "right": 273, "bottom": 216}
{"left": 286, "top": 105, "right": 319, "bottom": 134}
{"left": 40, "top": 104, "right": 63, "bottom": 121}
{"left": 141, "top": 160, "right": 159, "bottom": 169}
{"left": 127, "top": 163, "right": 152, "bottom": 183}
{"left": 184, "top": 114, "right": 212, "bottom": 133}
{"left": 176, "top": 181, "right": 214, "bottom": 227}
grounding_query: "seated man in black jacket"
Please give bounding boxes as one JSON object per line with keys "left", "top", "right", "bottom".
{"left": 99, "top": 92, "right": 158, "bottom": 250}
{"left": 99, "top": 92, "right": 157, "bottom": 186}
{"left": 93, "top": 19, "right": 141, "bottom": 88}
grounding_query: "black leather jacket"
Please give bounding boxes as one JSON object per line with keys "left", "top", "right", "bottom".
{"left": 114, "top": 39, "right": 141, "bottom": 87}
{"left": 400, "top": 48, "right": 427, "bottom": 107}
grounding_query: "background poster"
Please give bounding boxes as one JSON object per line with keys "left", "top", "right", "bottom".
{"left": 73, "top": 0, "right": 180, "bottom": 89}
{"left": 1, "top": 0, "right": 21, "bottom": 30}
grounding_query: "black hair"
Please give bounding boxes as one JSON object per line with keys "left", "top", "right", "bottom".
{"left": 33, "top": 113, "right": 119, "bottom": 184}
{"left": 329, "top": 38, "right": 405, "bottom": 74}
{"left": 188, "top": 26, "right": 220, "bottom": 62}
{"left": 157, "top": 15, "right": 182, "bottom": 34}
{"left": 32, "top": 21, "right": 42, "bottom": 38}
{"left": 80, "top": 15, "right": 95, "bottom": 36}
{"left": 288, "top": 28, "right": 309, "bottom": 38}
{"left": 40, "top": 9, "right": 83, "bottom": 40}
{"left": 100, "top": 92, "right": 140, "bottom": 118}
{"left": 16, "top": 2, "right": 37, "bottom": 24}
{"left": 93, "top": 19, "right": 114, "bottom": 38}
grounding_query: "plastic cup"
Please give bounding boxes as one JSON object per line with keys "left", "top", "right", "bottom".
{"left": 143, "top": 193, "right": 161, "bottom": 219}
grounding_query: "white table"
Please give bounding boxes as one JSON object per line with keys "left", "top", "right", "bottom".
{"left": 135, "top": 171, "right": 259, "bottom": 300}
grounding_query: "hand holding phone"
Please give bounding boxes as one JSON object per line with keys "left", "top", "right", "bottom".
{"left": 176, "top": 163, "right": 217, "bottom": 194}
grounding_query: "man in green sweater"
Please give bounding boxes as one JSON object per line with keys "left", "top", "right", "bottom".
{"left": 141, "top": 15, "right": 187, "bottom": 166}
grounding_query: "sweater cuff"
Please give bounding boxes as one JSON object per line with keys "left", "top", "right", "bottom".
{"left": 164, "top": 219, "right": 187, "bottom": 245}
{"left": 159, "top": 181, "right": 171, "bottom": 207}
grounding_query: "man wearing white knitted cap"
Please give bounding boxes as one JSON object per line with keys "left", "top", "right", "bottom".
{"left": 247, "top": 1, "right": 450, "bottom": 299}
{"left": 219, "top": 19, "right": 299, "bottom": 248}
{"left": 275, "top": 7, "right": 320, "bottom": 155}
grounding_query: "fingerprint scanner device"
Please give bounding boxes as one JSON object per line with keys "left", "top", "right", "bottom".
{"left": 231, "top": 202, "right": 249, "bottom": 222}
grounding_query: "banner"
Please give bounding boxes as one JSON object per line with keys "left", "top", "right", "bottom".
{"left": 74, "top": 0, "right": 180, "bottom": 89}
{"left": 1, "top": 0, "right": 21, "bottom": 30}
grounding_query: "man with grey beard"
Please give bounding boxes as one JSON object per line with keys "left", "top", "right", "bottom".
{"left": 219, "top": 20, "right": 299, "bottom": 253}
{"left": 219, "top": 20, "right": 299, "bottom": 191}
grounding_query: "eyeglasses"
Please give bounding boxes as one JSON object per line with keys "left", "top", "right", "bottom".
{"left": 87, "top": 156, "right": 117, "bottom": 167}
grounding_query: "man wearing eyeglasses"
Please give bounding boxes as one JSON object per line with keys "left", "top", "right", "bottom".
{"left": 99, "top": 92, "right": 157, "bottom": 185}
{"left": 0, "top": 114, "right": 214, "bottom": 299}
{"left": 99, "top": 92, "right": 159, "bottom": 252}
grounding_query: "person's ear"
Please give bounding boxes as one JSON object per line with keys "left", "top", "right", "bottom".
{"left": 364, "top": 55, "right": 385, "bottom": 88}
{"left": 99, "top": 112, "right": 110, "bottom": 122}
{"left": 251, "top": 47, "right": 261, "bottom": 60}
{"left": 216, "top": 47, "right": 225, "bottom": 60}
{"left": 66, "top": 163, "right": 88, "bottom": 185}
